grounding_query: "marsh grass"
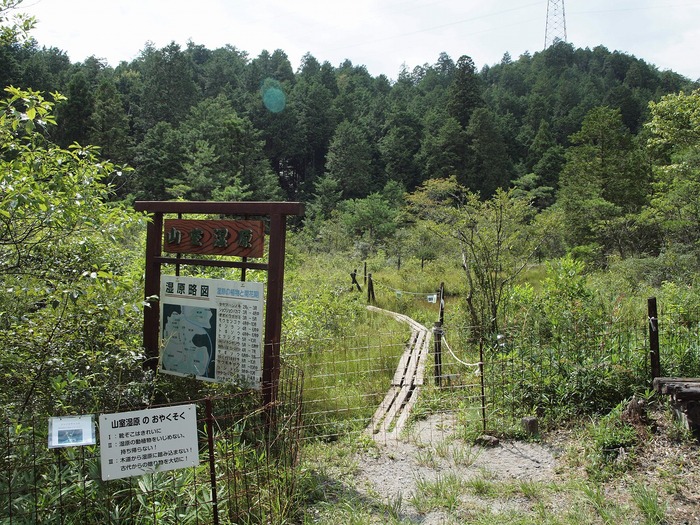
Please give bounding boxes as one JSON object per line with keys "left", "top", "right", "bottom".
{"left": 285, "top": 318, "right": 410, "bottom": 439}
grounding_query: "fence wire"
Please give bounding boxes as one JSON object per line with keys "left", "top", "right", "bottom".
{"left": 1, "top": 364, "right": 303, "bottom": 525}
{"left": 284, "top": 300, "right": 700, "bottom": 442}
{"left": 3, "top": 300, "right": 699, "bottom": 523}
{"left": 283, "top": 326, "right": 487, "bottom": 444}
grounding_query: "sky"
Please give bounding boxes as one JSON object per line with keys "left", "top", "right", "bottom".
{"left": 18, "top": 0, "right": 700, "bottom": 81}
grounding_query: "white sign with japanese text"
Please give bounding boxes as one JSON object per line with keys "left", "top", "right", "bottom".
{"left": 159, "top": 275, "right": 263, "bottom": 388}
{"left": 99, "top": 404, "right": 199, "bottom": 480}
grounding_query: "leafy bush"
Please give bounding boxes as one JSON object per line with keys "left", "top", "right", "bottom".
{"left": 0, "top": 87, "right": 147, "bottom": 414}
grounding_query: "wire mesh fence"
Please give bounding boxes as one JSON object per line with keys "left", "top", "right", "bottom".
{"left": 471, "top": 300, "right": 699, "bottom": 429}
{"left": 282, "top": 319, "right": 487, "bottom": 445}
{"left": 657, "top": 303, "right": 700, "bottom": 379}
{"left": 3, "top": 297, "right": 699, "bottom": 523}
{"left": 480, "top": 318, "right": 650, "bottom": 429}
{"left": 283, "top": 297, "right": 700, "bottom": 444}
{"left": 1, "top": 364, "right": 303, "bottom": 525}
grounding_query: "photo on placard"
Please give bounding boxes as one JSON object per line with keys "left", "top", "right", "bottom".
{"left": 48, "top": 415, "right": 95, "bottom": 449}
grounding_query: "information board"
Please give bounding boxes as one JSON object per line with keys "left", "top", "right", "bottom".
{"left": 48, "top": 415, "right": 95, "bottom": 448}
{"left": 99, "top": 404, "right": 199, "bottom": 480}
{"left": 160, "top": 275, "right": 263, "bottom": 388}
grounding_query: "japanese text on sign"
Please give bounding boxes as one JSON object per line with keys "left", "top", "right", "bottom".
{"left": 160, "top": 275, "right": 263, "bottom": 388}
{"left": 99, "top": 405, "right": 198, "bottom": 480}
{"left": 162, "top": 219, "right": 264, "bottom": 257}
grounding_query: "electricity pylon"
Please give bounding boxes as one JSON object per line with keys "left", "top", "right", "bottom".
{"left": 544, "top": 0, "right": 567, "bottom": 48}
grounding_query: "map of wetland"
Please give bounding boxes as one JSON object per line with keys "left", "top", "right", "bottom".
{"left": 161, "top": 304, "right": 216, "bottom": 379}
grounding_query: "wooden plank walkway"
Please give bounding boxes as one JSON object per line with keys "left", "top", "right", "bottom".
{"left": 365, "top": 306, "right": 431, "bottom": 440}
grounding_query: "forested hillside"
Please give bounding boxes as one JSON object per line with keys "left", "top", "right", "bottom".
{"left": 1, "top": 37, "right": 695, "bottom": 203}
{"left": 3, "top": 35, "right": 699, "bottom": 272}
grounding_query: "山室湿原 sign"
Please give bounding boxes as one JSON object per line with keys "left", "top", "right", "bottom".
{"left": 160, "top": 275, "right": 263, "bottom": 389}
{"left": 99, "top": 404, "right": 198, "bottom": 481}
{"left": 163, "top": 219, "right": 264, "bottom": 257}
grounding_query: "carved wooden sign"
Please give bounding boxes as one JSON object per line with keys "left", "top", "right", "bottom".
{"left": 163, "top": 219, "right": 264, "bottom": 258}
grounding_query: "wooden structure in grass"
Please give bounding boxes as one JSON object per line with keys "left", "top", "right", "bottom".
{"left": 653, "top": 377, "right": 700, "bottom": 434}
{"left": 134, "top": 200, "right": 304, "bottom": 409}
{"left": 365, "top": 306, "right": 431, "bottom": 440}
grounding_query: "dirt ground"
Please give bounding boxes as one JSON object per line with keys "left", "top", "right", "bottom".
{"left": 349, "top": 410, "right": 700, "bottom": 524}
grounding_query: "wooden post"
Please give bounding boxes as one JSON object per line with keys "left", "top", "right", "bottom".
{"left": 142, "top": 212, "right": 163, "bottom": 370}
{"left": 263, "top": 210, "right": 289, "bottom": 412}
{"left": 350, "top": 269, "right": 362, "bottom": 292}
{"left": 648, "top": 297, "right": 660, "bottom": 381}
{"left": 434, "top": 283, "right": 445, "bottom": 387}
{"left": 433, "top": 322, "right": 443, "bottom": 387}
{"left": 438, "top": 282, "right": 444, "bottom": 324}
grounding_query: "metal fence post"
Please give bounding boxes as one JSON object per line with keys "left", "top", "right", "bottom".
{"left": 205, "top": 398, "right": 220, "bottom": 525}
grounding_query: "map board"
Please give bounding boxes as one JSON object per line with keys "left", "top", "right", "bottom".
{"left": 160, "top": 275, "right": 263, "bottom": 388}
{"left": 99, "top": 404, "right": 198, "bottom": 480}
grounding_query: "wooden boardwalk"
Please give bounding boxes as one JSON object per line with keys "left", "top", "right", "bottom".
{"left": 365, "top": 306, "right": 432, "bottom": 440}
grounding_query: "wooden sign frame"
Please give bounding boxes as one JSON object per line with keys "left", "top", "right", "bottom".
{"left": 134, "top": 201, "right": 304, "bottom": 409}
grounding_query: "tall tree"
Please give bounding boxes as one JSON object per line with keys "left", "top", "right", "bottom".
{"left": 55, "top": 70, "right": 93, "bottom": 146}
{"left": 132, "top": 121, "right": 184, "bottom": 200}
{"left": 88, "top": 78, "right": 132, "bottom": 164}
{"left": 378, "top": 109, "right": 422, "bottom": 190}
{"left": 446, "top": 55, "right": 482, "bottom": 128}
{"left": 325, "top": 119, "right": 374, "bottom": 199}
{"left": 195, "top": 45, "right": 248, "bottom": 101}
{"left": 289, "top": 75, "right": 338, "bottom": 196}
{"left": 18, "top": 46, "right": 71, "bottom": 93}
{"left": 557, "top": 106, "right": 649, "bottom": 258}
{"left": 646, "top": 89, "right": 700, "bottom": 251}
{"left": 416, "top": 112, "right": 468, "bottom": 181}
{"left": 465, "top": 107, "right": 513, "bottom": 196}
{"left": 176, "top": 94, "right": 281, "bottom": 200}
{"left": 138, "top": 42, "right": 200, "bottom": 128}
{"left": 247, "top": 77, "right": 303, "bottom": 198}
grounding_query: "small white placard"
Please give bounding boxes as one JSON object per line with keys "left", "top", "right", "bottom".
{"left": 99, "top": 404, "right": 199, "bottom": 481}
{"left": 48, "top": 415, "right": 96, "bottom": 448}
